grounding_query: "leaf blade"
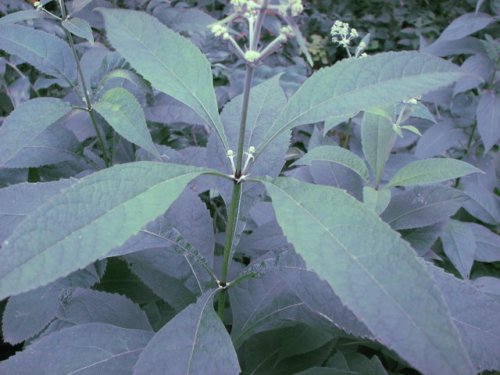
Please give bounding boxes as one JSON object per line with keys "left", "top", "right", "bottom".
{"left": 0, "top": 162, "right": 209, "bottom": 300}
{"left": 260, "top": 177, "right": 474, "bottom": 375}
{"left": 98, "top": 8, "right": 228, "bottom": 149}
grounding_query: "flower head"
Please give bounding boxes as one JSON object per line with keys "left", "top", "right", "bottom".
{"left": 330, "top": 20, "right": 359, "bottom": 48}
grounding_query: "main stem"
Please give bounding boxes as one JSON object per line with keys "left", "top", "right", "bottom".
{"left": 217, "top": 65, "right": 255, "bottom": 319}
{"left": 58, "top": 0, "right": 110, "bottom": 167}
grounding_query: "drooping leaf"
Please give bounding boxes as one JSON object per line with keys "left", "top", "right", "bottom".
{"left": 0, "top": 323, "right": 153, "bottom": 375}
{"left": 260, "top": 177, "right": 473, "bottom": 375}
{"left": 259, "top": 51, "right": 466, "bottom": 154}
{"left": 476, "top": 90, "right": 500, "bottom": 153}
{"left": 0, "top": 179, "right": 75, "bottom": 243}
{"left": 2, "top": 266, "right": 104, "bottom": 345}
{"left": 427, "top": 264, "right": 500, "bottom": 372}
{"left": 0, "top": 98, "right": 72, "bottom": 168}
{"left": 434, "top": 12, "right": 494, "bottom": 43}
{"left": 0, "top": 24, "right": 77, "bottom": 83}
{"left": 381, "top": 185, "right": 468, "bottom": 230}
{"left": 440, "top": 220, "right": 475, "bottom": 279}
{"left": 469, "top": 223, "right": 500, "bottom": 262}
{"left": 98, "top": 8, "right": 228, "bottom": 149}
{"left": 0, "top": 162, "right": 210, "bottom": 300}
{"left": 361, "top": 110, "right": 396, "bottom": 185}
{"left": 293, "top": 145, "right": 369, "bottom": 182}
{"left": 62, "top": 17, "right": 94, "bottom": 44}
{"left": 56, "top": 288, "right": 152, "bottom": 330}
{"left": 93, "top": 87, "right": 160, "bottom": 158}
{"left": 0, "top": 9, "right": 44, "bottom": 25}
{"left": 386, "top": 158, "right": 483, "bottom": 187}
{"left": 415, "top": 119, "right": 466, "bottom": 158}
{"left": 133, "top": 291, "right": 240, "bottom": 375}
{"left": 401, "top": 222, "right": 446, "bottom": 256}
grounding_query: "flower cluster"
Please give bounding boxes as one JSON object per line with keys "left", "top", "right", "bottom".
{"left": 330, "top": 20, "right": 358, "bottom": 48}
{"left": 209, "top": 24, "right": 229, "bottom": 39}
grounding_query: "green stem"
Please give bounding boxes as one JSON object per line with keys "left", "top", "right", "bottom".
{"left": 57, "top": 0, "right": 110, "bottom": 167}
{"left": 217, "top": 64, "right": 255, "bottom": 320}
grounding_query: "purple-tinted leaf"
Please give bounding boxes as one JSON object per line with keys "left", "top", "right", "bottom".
{"left": 469, "top": 223, "right": 500, "bottom": 262}
{"left": 472, "top": 277, "right": 500, "bottom": 298}
{"left": 0, "top": 98, "right": 72, "bottom": 168}
{"left": 0, "top": 323, "right": 153, "bottom": 375}
{"left": 56, "top": 288, "right": 152, "bottom": 330}
{"left": 441, "top": 220, "right": 476, "bottom": 279}
{"left": 476, "top": 90, "right": 500, "bottom": 153}
{"left": 463, "top": 179, "right": 500, "bottom": 225}
{"left": 454, "top": 54, "right": 493, "bottom": 95}
{"left": 415, "top": 119, "right": 467, "bottom": 158}
{"left": 421, "top": 37, "right": 486, "bottom": 57}
{"left": 0, "top": 179, "right": 75, "bottom": 243}
{"left": 133, "top": 291, "right": 240, "bottom": 375}
{"left": 2, "top": 264, "right": 105, "bottom": 345}
{"left": 309, "top": 161, "right": 364, "bottom": 201}
{"left": 401, "top": 222, "right": 446, "bottom": 257}
{"left": 144, "top": 93, "right": 204, "bottom": 126}
{"left": 428, "top": 265, "right": 500, "bottom": 372}
{"left": 152, "top": 5, "right": 217, "bottom": 33}
{"left": 435, "top": 13, "right": 494, "bottom": 43}
{"left": 0, "top": 9, "right": 44, "bottom": 25}
{"left": 381, "top": 186, "right": 468, "bottom": 230}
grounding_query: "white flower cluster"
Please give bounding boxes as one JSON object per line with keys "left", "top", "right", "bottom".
{"left": 278, "top": 0, "right": 303, "bottom": 17}
{"left": 330, "top": 20, "right": 358, "bottom": 48}
{"left": 210, "top": 24, "right": 229, "bottom": 39}
{"left": 230, "top": 0, "right": 260, "bottom": 17}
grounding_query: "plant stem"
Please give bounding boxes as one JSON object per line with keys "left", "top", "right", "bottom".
{"left": 217, "top": 64, "right": 254, "bottom": 320}
{"left": 57, "top": 0, "right": 110, "bottom": 167}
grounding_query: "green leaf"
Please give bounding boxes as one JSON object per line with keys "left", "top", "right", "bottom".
{"left": 98, "top": 8, "right": 228, "bottom": 149}
{"left": 93, "top": 87, "right": 160, "bottom": 158}
{"left": 259, "top": 51, "right": 466, "bottom": 154}
{"left": 386, "top": 158, "right": 483, "bottom": 187}
{"left": 0, "top": 323, "right": 153, "bottom": 375}
{"left": 361, "top": 110, "right": 396, "bottom": 185}
{"left": 293, "top": 145, "right": 369, "bottom": 182}
{"left": 362, "top": 186, "right": 390, "bottom": 215}
{"left": 0, "top": 23, "right": 77, "bottom": 84}
{"left": 260, "top": 177, "right": 474, "bottom": 375}
{"left": 62, "top": 17, "right": 94, "bottom": 44}
{"left": 0, "top": 162, "right": 210, "bottom": 300}
{"left": 0, "top": 98, "right": 72, "bottom": 168}
{"left": 133, "top": 291, "right": 240, "bottom": 375}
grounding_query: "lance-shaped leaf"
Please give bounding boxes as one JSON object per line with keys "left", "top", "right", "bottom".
{"left": 0, "top": 98, "right": 72, "bottom": 168}
{"left": 98, "top": 8, "right": 228, "bottom": 149}
{"left": 476, "top": 90, "right": 500, "bottom": 153}
{"left": 260, "top": 177, "right": 474, "bottom": 375}
{"left": 293, "top": 145, "right": 369, "bottom": 182}
{"left": 0, "top": 10, "right": 44, "bottom": 25}
{"left": 361, "top": 110, "right": 396, "bottom": 185}
{"left": 386, "top": 158, "right": 483, "bottom": 187}
{"left": 0, "top": 323, "right": 153, "bottom": 375}
{"left": 133, "top": 291, "right": 240, "bottom": 375}
{"left": 93, "top": 87, "right": 160, "bottom": 158}
{"left": 0, "top": 162, "right": 210, "bottom": 300}
{"left": 440, "top": 220, "right": 475, "bottom": 279}
{"left": 62, "top": 17, "right": 94, "bottom": 44}
{"left": 258, "top": 51, "right": 466, "bottom": 154}
{"left": 0, "top": 24, "right": 77, "bottom": 84}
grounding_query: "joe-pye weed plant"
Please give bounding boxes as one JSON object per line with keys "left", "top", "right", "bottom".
{"left": 0, "top": 0, "right": 498, "bottom": 373}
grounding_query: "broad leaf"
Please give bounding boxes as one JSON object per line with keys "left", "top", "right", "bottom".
{"left": 0, "top": 179, "right": 75, "bottom": 243}
{"left": 476, "top": 90, "right": 499, "bottom": 153}
{"left": 98, "top": 8, "right": 228, "bottom": 149}
{"left": 434, "top": 12, "right": 494, "bottom": 43}
{"left": 259, "top": 51, "right": 466, "bottom": 154}
{"left": 0, "top": 98, "right": 72, "bottom": 168}
{"left": 386, "top": 158, "right": 483, "bottom": 187}
{"left": 469, "top": 223, "right": 500, "bottom": 262}
{"left": 56, "top": 288, "right": 152, "bottom": 330}
{"left": 0, "top": 24, "right": 77, "bottom": 83}
{"left": 93, "top": 87, "right": 160, "bottom": 158}
{"left": 428, "top": 264, "right": 500, "bottom": 372}
{"left": 362, "top": 186, "right": 391, "bottom": 215}
{"left": 62, "top": 17, "right": 94, "bottom": 44}
{"left": 0, "top": 9, "right": 44, "bottom": 25}
{"left": 133, "top": 291, "right": 240, "bottom": 375}
{"left": 361, "top": 110, "right": 396, "bottom": 185}
{"left": 0, "top": 162, "right": 210, "bottom": 300}
{"left": 2, "top": 266, "right": 103, "bottom": 345}
{"left": 293, "top": 145, "right": 369, "bottom": 182}
{"left": 441, "top": 220, "right": 475, "bottom": 279}
{"left": 0, "top": 323, "right": 153, "bottom": 375}
{"left": 381, "top": 185, "right": 468, "bottom": 230}
{"left": 415, "top": 119, "right": 466, "bottom": 158}
{"left": 260, "top": 177, "right": 473, "bottom": 375}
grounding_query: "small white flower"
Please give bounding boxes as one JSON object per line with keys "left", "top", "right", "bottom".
{"left": 244, "top": 50, "right": 261, "bottom": 62}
